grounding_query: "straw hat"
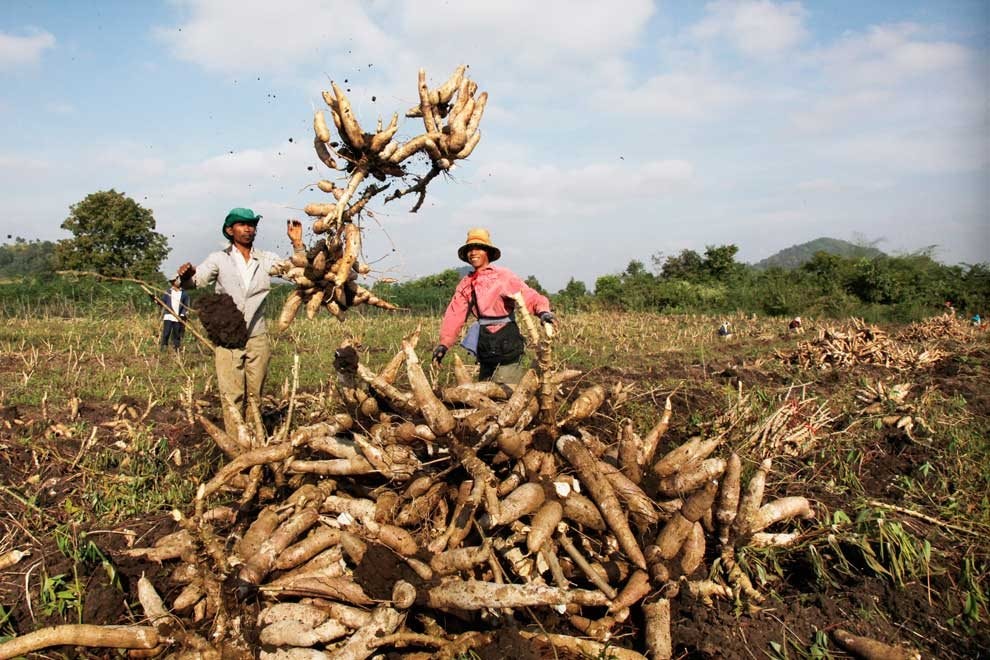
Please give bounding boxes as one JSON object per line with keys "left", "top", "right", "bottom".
{"left": 457, "top": 227, "right": 501, "bottom": 263}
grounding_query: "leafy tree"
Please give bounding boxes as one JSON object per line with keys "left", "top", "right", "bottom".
{"left": 703, "top": 244, "right": 743, "bottom": 282}
{"left": 0, "top": 237, "right": 56, "bottom": 277}
{"left": 620, "top": 260, "right": 660, "bottom": 310}
{"left": 54, "top": 190, "right": 169, "bottom": 278}
{"left": 553, "top": 277, "right": 591, "bottom": 312}
{"left": 656, "top": 249, "right": 704, "bottom": 281}
{"left": 593, "top": 274, "right": 623, "bottom": 307}
{"left": 557, "top": 277, "right": 588, "bottom": 299}
{"left": 745, "top": 267, "right": 807, "bottom": 316}
{"left": 372, "top": 268, "right": 462, "bottom": 312}
{"left": 624, "top": 260, "right": 648, "bottom": 277}
{"left": 524, "top": 275, "right": 547, "bottom": 296}
{"left": 959, "top": 264, "right": 990, "bottom": 312}
{"left": 802, "top": 251, "right": 852, "bottom": 290}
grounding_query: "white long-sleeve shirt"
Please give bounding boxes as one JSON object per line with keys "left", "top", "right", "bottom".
{"left": 188, "top": 245, "right": 288, "bottom": 337}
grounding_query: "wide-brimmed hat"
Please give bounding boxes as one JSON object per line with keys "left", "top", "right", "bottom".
{"left": 222, "top": 207, "right": 261, "bottom": 240}
{"left": 457, "top": 227, "right": 501, "bottom": 263}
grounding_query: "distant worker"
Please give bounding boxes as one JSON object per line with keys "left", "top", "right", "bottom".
{"left": 159, "top": 276, "right": 190, "bottom": 352}
{"left": 944, "top": 300, "right": 955, "bottom": 315}
{"left": 718, "top": 321, "right": 732, "bottom": 338}
{"left": 788, "top": 316, "right": 803, "bottom": 334}
{"left": 972, "top": 313, "right": 982, "bottom": 327}
{"left": 432, "top": 228, "right": 555, "bottom": 384}
{"left": 178, "top": 208, "right": 305, "bottom": 437}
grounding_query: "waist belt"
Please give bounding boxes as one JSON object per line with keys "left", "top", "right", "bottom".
{"left": 479, "top": 316, "right": 512, "bottom": 326}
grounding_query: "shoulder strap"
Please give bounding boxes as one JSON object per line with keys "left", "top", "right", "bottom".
{"left": 470, "top": 282, "right": 481, "bottom": 319}
{"left": 467, "top": 273, "right": 515, "bottom": 323}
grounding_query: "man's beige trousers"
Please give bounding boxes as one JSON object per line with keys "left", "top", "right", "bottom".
{"left": 215, "top": 333, "right": 271, "bottom": 440}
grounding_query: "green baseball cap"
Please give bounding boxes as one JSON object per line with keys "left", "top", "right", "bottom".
{"left": 222, "top": 207, "right": 261, "bottom": 240}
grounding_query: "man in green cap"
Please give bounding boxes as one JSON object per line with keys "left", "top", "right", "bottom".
{"left": 178, "top": 208, "right": 305, "bottom": 438}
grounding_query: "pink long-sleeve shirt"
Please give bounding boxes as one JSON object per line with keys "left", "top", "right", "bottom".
{"left": 439, "top": 265, "right": 551, "bottom": 349}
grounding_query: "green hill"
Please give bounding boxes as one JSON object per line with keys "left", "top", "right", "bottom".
{"left": 753, "top": 237, "right": 885, "bottom": 270}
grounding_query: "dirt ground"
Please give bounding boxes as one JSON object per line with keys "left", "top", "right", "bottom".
{"left": 1, "top": 330, "right": 988, "bottom": 658}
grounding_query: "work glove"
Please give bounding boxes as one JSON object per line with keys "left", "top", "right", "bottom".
{"left": 539, "top": 311, "right": 556, "bottom": 324}
{"left": 432, "top": 345, "right": 447, "bottom": 365}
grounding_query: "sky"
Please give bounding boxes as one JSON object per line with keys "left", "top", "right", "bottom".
{"left": 1, "top": 0, "right": 988, "bottom": 292}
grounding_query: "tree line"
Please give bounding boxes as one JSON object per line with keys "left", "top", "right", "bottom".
{"left": 376, "top": 245, "right": 990, "bottom": 323}
{"left": 2, "top": 189, "right": 987, "bottom": 323}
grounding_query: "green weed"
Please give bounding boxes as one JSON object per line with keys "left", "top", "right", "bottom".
{"left": 956, "top": 556, "right": 988, "bottom": 628}
{"left": 0, "top": 604, "right": 14, "bottom": 639}
{"left": 767, "top": 629, "right": 834, "bottom": 660}
{"left": 82, "top": 431, "right": 208, "bottom": 520}
{"left": 820, "top": 508, "right": 932, "bottom": 587}
{"left": 39, "top": 572, "right": 83, "bottom": 621}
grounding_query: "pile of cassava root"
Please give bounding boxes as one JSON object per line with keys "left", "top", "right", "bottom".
{"left": 270, "top": 65, "right": 488, "bottom": 331}
{"left": 0, "top": 310, "right": 831, "bottom": 660}
{"left": 776, "top": 317, "right": 947, "bottom": 371}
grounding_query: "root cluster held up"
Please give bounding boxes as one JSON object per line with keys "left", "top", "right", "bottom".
{"left": 272, "top": 66, "right": 489, "bottom": 332}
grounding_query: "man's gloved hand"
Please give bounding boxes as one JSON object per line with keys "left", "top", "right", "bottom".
{"left": 539, "top": 311, "right": 556, "bottom": 324}
{"left": 432, "top": 345, "right": 447, "bottom": 365}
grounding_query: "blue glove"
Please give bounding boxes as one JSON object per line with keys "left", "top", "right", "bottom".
{"left": 432, "top": 344, "right": 447, "bottom": 364}
{"left": 539, "top": 311, "right": 556, "bottom": 324}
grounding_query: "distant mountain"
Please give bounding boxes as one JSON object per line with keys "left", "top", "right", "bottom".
{"left": 753, "top": 237, "right": 885, "bottom": 270}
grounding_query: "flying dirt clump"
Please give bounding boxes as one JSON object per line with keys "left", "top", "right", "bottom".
{"left": 196, "top": 293, "right": 248, "bottom": 349}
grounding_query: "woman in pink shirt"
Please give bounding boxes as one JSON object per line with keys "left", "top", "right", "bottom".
{"left": 432, "top": 228, "right": 555, "bottom": 384}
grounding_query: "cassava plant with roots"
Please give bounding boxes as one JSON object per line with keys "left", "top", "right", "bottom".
{"left": 1, "top": 299, "right": 899, "bottom": 660}
{"left": 271, "top": 65, "right": 488, "bottom": 331}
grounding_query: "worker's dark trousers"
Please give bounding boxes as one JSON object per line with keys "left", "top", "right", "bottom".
{"left": 160, "top": 320, "right": 185, "bottom": 351}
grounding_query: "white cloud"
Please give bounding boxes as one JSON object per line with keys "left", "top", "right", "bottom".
{"left": 790, "top": 89, "right": 890, "bottom": 133}
{"left": 819, "top": 23, "right": 968, "bottom": 87}
{"left": 691, "top": 0, "right": 807, "bottom": 57}
{"left": 162, "top": 144, "right": 312, "bottom": 206}
{"left": 828, "top": 131, "right": 988, "bottom": 174}
{"left": 597, "top": 72, "right": 749, "bottom": 119}
{"left": 786, "top": 21, "right": 986, "bottom": 176}
{"left": 399, "top": 0, "right": 654, "bottom": 69}
{"left": 158, "top": 0, "right": 394, "bottom": 74}
{"left": 90, "top": 146, "right": 169, "bottom": 180}
{"left": 796, "top": 178, "right": 895, "bottom": 193}
{"left": 44, "top": 101, "right": 76, "bottom": 115}
{"left": 0, "top": 29, "right": 55, "bottom": 70}
{"left": 796, "top": 178, "right": 839, "bottom": 192}
{"left": 0, "top": 145, "right": 169, "bottom": 190}
{"left": 461, "top": 158, "right": 694, "bottom": 217}
{"left": 159, "top": 0, "right": 655, "bottom": 107}
{"left": 0, "top": 153, "right": 54, "bottom": 176}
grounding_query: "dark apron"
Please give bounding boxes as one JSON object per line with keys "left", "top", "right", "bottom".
{"left": 478, "top": 321, "right": 524, "bottom": 365}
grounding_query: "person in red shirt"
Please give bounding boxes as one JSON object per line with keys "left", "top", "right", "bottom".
{"left": 432, "top": 228, "right": 555, "bottom": 384}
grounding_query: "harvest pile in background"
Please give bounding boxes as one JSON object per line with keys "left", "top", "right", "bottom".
{"left": 895, "top": 311, "right": 983, "bottom": 342}
{"left": 777, "top": 317, "right": 949, "bottom": 371}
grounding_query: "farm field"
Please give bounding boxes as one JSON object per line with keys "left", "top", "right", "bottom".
{"left": 0, "top": 310, "right": 988, "bottom": 659}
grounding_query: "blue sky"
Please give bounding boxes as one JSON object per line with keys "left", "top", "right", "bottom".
{"left": 2, "top": 1, "right": 987, "bottom": 291}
